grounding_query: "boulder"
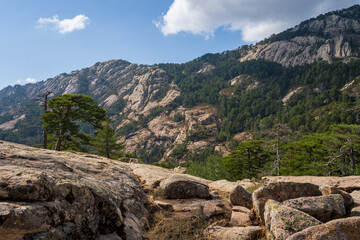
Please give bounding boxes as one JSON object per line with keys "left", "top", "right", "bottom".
{"left": 283, "top": 194, "right": 346, "bottom": 222}
{"left": 252, "top": 182, "right": 322, "bottom": 223}
{"left": 350, "top": 190, "right": 360, "bottom": 205}
{"left": 230, "top": 185, "right": 253, "bottom": 209}
{"left": 262, "top": 176, "right": 360, "bottom": 192}
{"left": 264, "top": 200, "right": 322, "bottom": 240}
{"left": 203, "top": 225, "right": 263, "bottom": 240}
{"left": 153, "top": 198, "right": 231, "bottom": 220}
{"left": 160, "top": 174, "right": 210, "bottom": 199}
{"left": 320, "top": 185, "right": 354, "bottom": 213}
{"left": 0, "top": 141, "right": 149, "bottom": 240}
{"left": 351, "top": 206, "right": 360, "bottom": 216}
{"left": 230, "top": 206, "right": 253, "bottom": 226}
{"left": 287, "top": 217, "right": 360, "bottom": 240}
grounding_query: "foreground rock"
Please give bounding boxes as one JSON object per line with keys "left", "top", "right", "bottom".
{"left": 263, "top": 176, "right": 360, "bottom": 191}
{"left": 253, "top": 182, "right": 322, "bottom": 223}
{"left": 264, "top": 200, "right": 322, "bottom": 240}
{"left": 320, "top": 185, "right": 354, "bottom": 213}
{"left": 203, "top": 225, "right": 263, "bottom": 240}
{"left": 0, "top": 141, "right": 149, "bottom": 240}
{"left": 159, "top": 174, "right": 210, "bottom": 199}
{"left": 283, "top": 194, "right": 346, "bottom": 222}
{"left": 230, "top": 185, "right": 252, "bottom": 209}
{"left": 230, "top": 206, "right": 253, "bottom": 226}
{"left": 287, "top": 217, "right": 360, "bottom": 240}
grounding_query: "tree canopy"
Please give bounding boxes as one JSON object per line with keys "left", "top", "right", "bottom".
{"left": 42, "top": 94, "right": 107, "bottom": 151}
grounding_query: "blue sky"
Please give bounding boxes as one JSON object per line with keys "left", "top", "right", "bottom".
{"left": 0, "top": 0, "right": 359, "bottom": 90}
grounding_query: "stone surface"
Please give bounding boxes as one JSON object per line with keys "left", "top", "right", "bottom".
{"left": 320, "top": 185, "right": 354, "bottom": 214}
{"left": 287, "top": 217, "right": 360, "bottom": 240}
{"left": 0, "top": 141, "right": 149, "bottom": 240}
{"left": 230, "top": 185, "right": 252, "bottom": 209}
{"left": 264, "top": 200, "right": 322, "bottom": 240}
{"left": 253, "top": 182, "right": 322, "bottom": 223}
{"left": 230, "top": 206, "right": 253, "bottom": 226}
{"left": 154, "top": 198, "right": 231, "bottom": 220}
{"left": 351, "top": 206, "right": 360, "bottom": 217}
{"left": 208, "top": 179, "right": 258, "bottom": 195}
{"left": 283, "top": 194, "right": 346, "bottom": 222}
{"left": 263, "top": 176, "right": 360, "bottom": 191}
{"left": 350, "top": 190, "right": 360, "bottom": 205}
{"left": 160, "top": 174, "right": 210, "bottom": 199}
{"left": 203, "top": 225, "right": 263, "bottom": 240}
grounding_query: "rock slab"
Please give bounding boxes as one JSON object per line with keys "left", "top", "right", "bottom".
{"left": 264, "top": 200, "right": 322, "bottom": 240}
{"left": 287, "top": 217, "right": 360, "bottom": 240}
{"left": 0, "top": 141, "right": 149, "bottom": 240}
{"left": 159, "top": 174, "right": 210, "bottom": 199}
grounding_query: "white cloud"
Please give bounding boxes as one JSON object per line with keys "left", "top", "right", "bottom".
{"left": 15, "top": 77, "right": 37, "bottom": 85}
{"left": 37, "top": 14, "right": 90, "bottom": 34}
{"left": 156, "top": 0, "right": 359, "bottom": 42}
{"left": 25, "top": 77, "right": 37, "bottom": 83}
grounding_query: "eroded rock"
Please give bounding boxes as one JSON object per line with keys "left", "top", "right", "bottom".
{"left": 252, "top": 182, "right": 322, "bottom": 223}
{"left": 264, "top": 200, "right": 322, "bottom": 240}
{"left": 203, "top": 225, "right": 263, "bottom": 240}
{"left": 0, "top": 141, "right": 149, "bottom": 240}
{"left": 160, "top": 175, "right": 210, "bottom": 199}
{"left": 230, "top": 185, "right": 252, "bottom": 209}
{"left": 287, "top": 217, "right": 360, "bottom": 240}
{"left": 283, "top": 194, "right": 346, "bottom": 222}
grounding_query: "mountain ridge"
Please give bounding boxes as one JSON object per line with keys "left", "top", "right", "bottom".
{"left": 1, "top": 5, "right": 360, "bottom": 163}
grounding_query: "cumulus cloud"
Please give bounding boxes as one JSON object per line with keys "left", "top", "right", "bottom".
{"left": 37, "top": 14, "right": 90, "bottom": 34}
{"left": 156, "top": 0, "right": 358, "bottom": 42}
{"left": 16, "top": 77, "right": 37, "bottom": 85}
{"left": 25, "top": 77, "right": 37, "bottom": 83}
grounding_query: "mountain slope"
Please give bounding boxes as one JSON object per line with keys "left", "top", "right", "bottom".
{"left": 235, "top": 4, "right": 360, "bottom": 66}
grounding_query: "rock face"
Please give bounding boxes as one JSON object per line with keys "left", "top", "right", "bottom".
{"left": 230, "top": 185, "right": 252, "bottom": 209}
{"left": 262, "top": 176, "right": 360, "bottom": 192}
{"left": 159, "top": 175, "right": 210, "bottom": 199}
{"left": 264, "top": 200, "right": 322, "bottom": 240}
{"left": 237, "top": 6, "right": 360, "bottom": 67}
{"left": 203, "top": 225, "right": 263, "bottom": 240}
{"left": 0, "top": 141, "right": 149, "bottom": 240}
{"left": 287, "top": 217, "right": 360, "bottom": 240}
{"left": 252, "top": 182, "right": 322, "bottom": 223}
{"left": 282, "top": 194, "right": 346, "bottom": 222}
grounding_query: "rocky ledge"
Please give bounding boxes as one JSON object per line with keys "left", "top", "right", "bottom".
{"left": 1, "top": 141, "right": 360, "bottom": 240}
{"left": 0, "top": 141, "right": 149, "bottom": 240}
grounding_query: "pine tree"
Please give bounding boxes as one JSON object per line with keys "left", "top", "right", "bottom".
{"left": 91, "top": 120, "right": 124, "bottom": 159}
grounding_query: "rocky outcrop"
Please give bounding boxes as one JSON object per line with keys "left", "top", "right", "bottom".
{"left": 264, "top": 200, "right": 322, "bottom": 240}
{"left": 0, "top": 141, "right": 149, "bottom": 240}
{"left": 203, "top": 225, "right": 263, "bottom": 240}
{"left": 230, "top": 185, "right": 252, "bottom": 209}
{"left": 237, "top": 7, "right": 360, "bottom": 67}
{"left": 287, "top": 217, "right": 360, "bottom": 240}
{"left": 252, "top": 182, "right": 322, "bottom": 223}
{"left": 160, "top": 175, "right": 210, "bottom": 199}
{"left": 282, "top": 194, "right": 346, "bottom": 222}
{"left": 262, "top": 176, "right": 360, "bottom": 191}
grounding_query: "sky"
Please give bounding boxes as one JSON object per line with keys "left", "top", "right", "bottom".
{"left": 0, "top": 0, "right": 359, "bottom": 90}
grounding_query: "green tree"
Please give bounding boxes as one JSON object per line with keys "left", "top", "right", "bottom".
{"left": 42, "top": 94, "right": 107, "bottom": 151}
{"left": 323, "top": 124, "right": 360, "bottom": 174}
{"left": 282, "top": 134, "right": 329, "bottom": 175}
{"left": 222, "top": 140, "right": 271, "bottom": 180}
{"left": 91, "top": 120, "right": 124, "bottom": 159}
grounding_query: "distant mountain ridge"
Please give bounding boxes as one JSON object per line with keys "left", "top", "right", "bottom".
{"left": 236, "top": 4, "right": 360, "bottom": 66}
{"left": 1, "top": 5, "right": 360, "bottom": 163}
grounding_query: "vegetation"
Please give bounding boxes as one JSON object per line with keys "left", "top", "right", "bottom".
{"left": 42, "top": 94, "right": 107, "bottom": 151}
{"left": 91, "top": 120, "right": 124, "bottom": 159}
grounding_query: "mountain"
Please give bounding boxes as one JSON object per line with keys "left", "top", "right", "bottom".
{"left": 237, "top": 4, "right": 360, "bottom": 66}
{"left": 1, "top": 5, "right": 360, "bottom": 164}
